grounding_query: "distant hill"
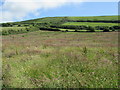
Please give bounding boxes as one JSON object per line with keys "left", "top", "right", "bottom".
{"left": 1, "top": 15, "right": 119, "bottom": 35}
{"left": 18, "top": 15, "right": 119, "bottom": 24}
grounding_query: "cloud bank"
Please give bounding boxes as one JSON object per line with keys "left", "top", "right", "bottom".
{"left": 0, "top": 0, "right": 119, "bottom": 23}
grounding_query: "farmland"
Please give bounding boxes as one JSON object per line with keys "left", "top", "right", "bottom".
{"left": 62, "top": 22, "right": 118, "bottom": 27}
{"left": 67, "top": 16, "right": 118, "bottom": 21}
{"left": 0, "top": 16, "right": 119, "bottom": 35}
{"left": 1, "top": 15, "right": 119, "bottom": 88}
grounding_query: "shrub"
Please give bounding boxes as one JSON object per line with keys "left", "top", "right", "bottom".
{"left": 2, "top": 31, "right": 9, "bottom": 35}
{"left": 40, "top": 27, "right": 60, "bottom": 31}
{"left": 103, "top": 28, "right": 110, "bottom": 32}
{"left": 74, "top": 30, "right": 78, "bottom": 32}
{"left": 109, "top": 27, "right": 115, "bottom": 31}
{"left": 112, "top": 26, "right": 120, "bottom": 29}
{"left": 65, "top": 30, "right": 68, "bottom": 32}
{"left": 1, "top": 23, "right": 13, "bottom": 27}
{"left": 18, "top": 25, "right": 21, "bottom": 27}
{"left": 87, "top": 26, "right": 95, "bottom": 32}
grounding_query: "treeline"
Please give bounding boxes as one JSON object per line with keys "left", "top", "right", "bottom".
{"left": 0, "top": 23, "right": 34, "bottom": 27}
{"left": 0, "top": 23, "right": 13, "bottom": 27}
{"left": 1, "top": 22, "right": 53, "bottom": 27}
{"left": 51, "top": 25, "right": 120, "bottom": 32}
{"left": 39, "top": 27, "right": 61, "bottom": 31}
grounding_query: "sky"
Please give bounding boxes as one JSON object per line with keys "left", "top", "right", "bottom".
{"left": 0, "top": 0, "right": 119, "bottom": 23}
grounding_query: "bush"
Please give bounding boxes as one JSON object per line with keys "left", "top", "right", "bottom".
{"left": 103, "top": 28, "right": 110, "bottom": 32}
{"left": 40, "top": 27, "right": 60, "bottom": 31}
{"left": 87, "top": 26, "right": 95, "bottom": 32}
{"left": 2, "top": 31, "right": 9, "bottom": 35}
{"left": 65, "top": 30, "right": 68, "bottom": 32}
{"left": 112, "top": 26, "right": 120, "bottom": 29}
{"left": 51, "top": 25, "right": 88, "bottom": 30}
{"left": 95, "top": 26, "right": 108, "bottom": 30}
{"left": 74, "top": 30, "right": 78, "bottom": 32}
{"left": 109, "top": 27, "right": 115, "bottom": 31}
{"left": 1, "top": 23, "right": 13, "bottom": 27}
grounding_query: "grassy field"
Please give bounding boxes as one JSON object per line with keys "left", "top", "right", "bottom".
{"left": 67, "top": 16, "right": 118, "bottom": 21}
{"left": 11, "top": 16, "right": 117, "bottom": 25}
{"left": 62, "top": 22, "right": 118, "bottom": 27}
{"left": 2, "top": 31, "right": 119, "bottom": 88}
{"left": 20, "top": 16, "right": 118, "bottom": 23}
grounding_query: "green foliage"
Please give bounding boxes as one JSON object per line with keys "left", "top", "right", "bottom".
{"left": 103, "top": 27, "right": 110, "bottom": 32}
{"left": 1, "top": 27, "right": 39, "bottom": 35}
{"left": 2, "top": 30, "right": 9, "bottom": 35}
{"left": 1, "top": 23, "right": 13, "bottom": 27}
{"left": 87, "top": 26, "right": 95, "bottom": 32}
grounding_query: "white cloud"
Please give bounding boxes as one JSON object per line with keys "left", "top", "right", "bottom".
{"left": 0, "top": 0, "right": 119, "bottom": 23}
{"left": 0, "top": 0, "right": 83, "bottom": 23}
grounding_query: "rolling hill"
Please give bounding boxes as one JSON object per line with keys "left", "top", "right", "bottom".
{"left": 0, "top": 15, "right": 119, "bottom": 35}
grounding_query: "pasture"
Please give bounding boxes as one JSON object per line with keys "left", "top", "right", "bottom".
{"left": 67, "top": 16, "right": 118, "bottom": 21}
{"left": 2, "top": 31, "right": 119, "bottom": 88}
{"left": 62, "top": 22, "right": 118, "bottom": 27}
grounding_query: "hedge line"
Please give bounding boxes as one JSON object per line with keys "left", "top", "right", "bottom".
{"left": 51, "top": 25, "right": 119, "bottom": 31}
{"left": 1, "top": 25, "right": 119, "bottom": 35}
{"left": 39, "top": 27, "right": 61, "bottom": 31}
{"left": 1, "top": 27, "right": 39, "bottom": 35}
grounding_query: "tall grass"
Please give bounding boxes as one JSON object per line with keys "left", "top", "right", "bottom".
{"left": 2, "top": 31, "right": 119, "bottom": 88}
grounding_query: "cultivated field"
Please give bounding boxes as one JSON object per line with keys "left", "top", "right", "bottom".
{"left": 2, "top": 31, "right": 119, "bottom": 88}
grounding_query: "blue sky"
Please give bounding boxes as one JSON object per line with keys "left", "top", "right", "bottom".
{"left": 39, "top": 2, "right": 118, "bottom": 17}
{"left": 0, "top": 0, "right": 118, "bottom": 22}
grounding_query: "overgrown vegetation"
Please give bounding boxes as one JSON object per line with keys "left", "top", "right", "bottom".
{"left": 2, "top": 31, "right": 118, "bottom": 88}
{"left": 0, "top": 27, "right": 39, "bottom": 35}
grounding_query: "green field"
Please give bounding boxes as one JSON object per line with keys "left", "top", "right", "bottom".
{"left": 67, "top": 16, "right": 118, "bottom": 21}
{"left": 19, "top": 16, "right": 118, "bottom": 23}
{"left": 2, "top": 31, "right": 118, "bottom": 88}
{"left": 1, "top": 15, "right": 119, "bottom": 88}
{"left": 62, "top": 22, "right": 118, "bottom": 27}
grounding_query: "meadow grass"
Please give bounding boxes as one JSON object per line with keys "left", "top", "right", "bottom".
{"left": 67, "top": 16, "right": 118, "bottom": 21}
{"left": 62, "top": 22, "right": 118, "bottom": 27}
{"left": 20, "top": 16, "right": 118, "bottom": 23}
{"left": 2, "top": 31, "right": 119, "bottom": 88}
